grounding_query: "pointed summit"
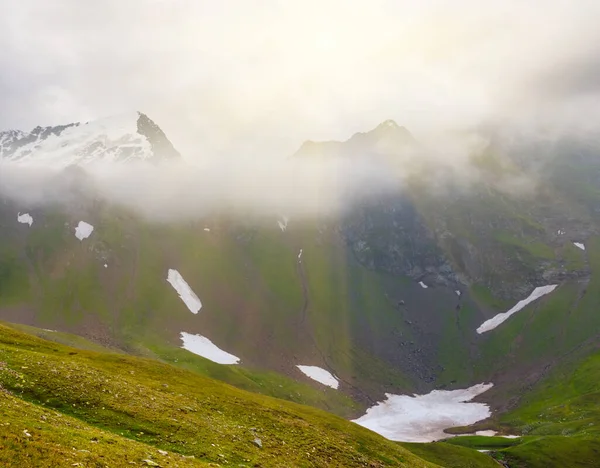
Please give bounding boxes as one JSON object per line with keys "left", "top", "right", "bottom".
{"left": 0, "top": 112, "right": 180, "bottom": 166}
{"left": 294, "top": 120, "right": 416, "bottom": 159}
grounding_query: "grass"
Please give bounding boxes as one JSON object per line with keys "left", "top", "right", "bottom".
{"left": 400, "top": 441, "right": 499, "bottom": 468}
{"left": 0, "top": 322, "right": 437, "bottom": 467}
{"left": 493, "top": 231, "right": 555, "bottom": 260}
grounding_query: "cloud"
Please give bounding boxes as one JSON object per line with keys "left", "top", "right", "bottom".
{"left": 1, "top": 0, "right": 600, "bottom": 159}
{"left": 0, "top": 155, "right": 404, "bottom": 221}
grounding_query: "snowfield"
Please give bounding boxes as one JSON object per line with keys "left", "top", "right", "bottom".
{"left": 75, "top": 221, "right": 94, "bottom": 240}
{"left": 167, "top": 269, "right": 202, "bottom": 314}
{"left": 180, "top": 332, "right": 240, "bottom": 364}
{"left": 476, "top": 285, "right": 558, "bottom": 334}
{"left": 1, "top": 112, "right": 153, "bottom": 166}
{"left": 17, "top": 212, "right": 33, "bottom": 226}
{"left": 296, "top": 365, "right": 339, "bottom": 389}
{"left": 352, "top": 383, "right": 493, "bottom": 442}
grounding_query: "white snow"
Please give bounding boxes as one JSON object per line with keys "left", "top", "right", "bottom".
{"left": 419, "top": 281, "right": 428, "bottom": 289}
{"left": 204, "top": 228, "right": 210, "bottom": 232}
{"left": 557, "top": 229, "right": 565, "bottom": 235}
{"left": 17, "top": 212, "right": 33, "bottom": 226}
{"left": 74, "top": 221, "right": 94, "bottom": 240}
{"left": 180, "top": 332, "right": 240, "bottom": 364}
{"left": 1, "top": 112, "right": 153, "bottom": 167}
{"left": 502, "top": 435, "right": 521, "bottom": 439}
{"left": 277, "top": 216, "right": 290, "bottom": 232}
{"left": 167, "top": 269, "right": 202, "bottom": 314}
{"left": 574, "top": 242, "right": 585, "bottom": 251}
{"left": 475, "top": 430, "right": 497, "bottom": 436}
{"left": 104, "top": 264, "right": 108, "bottom": 268}
{"left": 352, "top": 383, "right": 493, "bottom": 442}
{"left": 476, "top": 285, "right": 558, "bottom": 334}
{"left": 298, "top": 248, "right": 303, "bottom": 261}
{"left": 455, "top": 290, "right": 461, "bottom": 297}
{"left": 296, "top": 365, "right": 339, "bottom": 389}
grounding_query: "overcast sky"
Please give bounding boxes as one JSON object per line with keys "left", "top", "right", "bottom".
{"left": 2, "top": 0, "right": 600, "bottom": 159}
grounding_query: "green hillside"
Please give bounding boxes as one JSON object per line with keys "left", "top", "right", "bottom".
{"left": 0, "top": 322, "right": 437, "bottom": 468}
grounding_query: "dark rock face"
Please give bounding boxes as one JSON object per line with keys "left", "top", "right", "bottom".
{"left": 297, "top": 121, "right": 600, "bottom": 301}
{"left": 136, "top": 112, "right": 180, "bottom": 160}
{"left": 340, "top": 193, "right": 459, "bottom": 287}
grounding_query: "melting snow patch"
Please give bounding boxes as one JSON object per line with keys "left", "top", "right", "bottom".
{"left": 352, "top": 383, "right": 493, "bottom": 442}
{"left": 277, "top": 216, "right": 289, "bottom": 232}
{"left": 574, "top": 242, "right": 586, "bottom": 251}
{"left": 180, "top": 332, "right": 240, "bottom": 364}
{"left": 75, "top": 221, "right": 94, "bottom": 240}
{"left": 296, "top": 365, "right": 339, "bottom": 389}
{"left": 476, "top": 285, "right": 558, "bottom": 334}
{"left": 419, "top": 281, "right": 428, "bottom": 289}
{"left": 167, "top": 269, "right": 202, "bottom": 314}
{"left": 17, "top": 212, "right": 33, "bottom": 226}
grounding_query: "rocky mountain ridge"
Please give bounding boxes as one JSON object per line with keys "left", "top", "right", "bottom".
{"left": 0, "top": 111, "right": 179, "bottom": 166}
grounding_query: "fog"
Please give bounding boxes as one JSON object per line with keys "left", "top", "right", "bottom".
{"left": 0, "top": 155, "right": 408, "bottom": 221}
{"left": 1, "top": 0, "right": 600, "bottom": 160}
{"left": 1, "top": 0, "right": 600, "bottom": 218}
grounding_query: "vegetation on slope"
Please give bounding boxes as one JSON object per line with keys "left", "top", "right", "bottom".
{"left": 0, "top": 323, "right": 437, "bottom": 467}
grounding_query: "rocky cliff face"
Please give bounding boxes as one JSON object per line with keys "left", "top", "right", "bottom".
{"left": 296, "top": 122, "right": 599, "bottom": 301}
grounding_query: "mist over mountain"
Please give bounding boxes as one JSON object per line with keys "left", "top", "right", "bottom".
{"left": 3, "top": 2, "right": 600, "bottom": 466}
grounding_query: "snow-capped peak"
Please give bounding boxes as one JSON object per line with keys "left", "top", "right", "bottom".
{"left": 0, "top": 112, "right": 179, "bottom": 167}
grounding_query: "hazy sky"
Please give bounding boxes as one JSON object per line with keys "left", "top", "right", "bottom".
{"left": 2, "top": 0, "right": 600, "bottom": 159}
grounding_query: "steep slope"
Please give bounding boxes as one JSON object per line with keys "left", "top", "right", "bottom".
{"left": 0, "top": 112, "right": 179, "bottom": 166}
{"left": 0, "top": 322, "right": 438, "bottom": 468}
{"left": 4, "top": 114, "right": 600, "bottom": 464}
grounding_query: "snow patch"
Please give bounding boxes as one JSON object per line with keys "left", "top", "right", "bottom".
{"left": 17, "top": 212, "right": 33, "bottom": 226}
{"left": 352, "top": 383, "right": 493, "bottom": 442}
{"left": 104, "top": 264, "right": 108, "bottom": 268}
{"left": 203, "top": 228, "right": 210, "bottom": 232}
{"left": 277, "top": 216, "right": 290, "bottom": 232}
{"left": 419, "top": 281, "right": 428, "bottom": 289}
{"left": 298, "top": 248, "right": 303, "bottom": 261}
{"left": 573, "top": 242, "right": 585, "bottom": 251}
{"left": 476, "top": 285, "right": 558, "bottom": 334}
{"left": 166, "top": 269, "right": 202, "bottom": 314}
{"left": 455, "top": 290, "right": 461, "bottom": 297}
{"left": 475, "top": 430, "right": 497, "bottom": 437}
{"left": 557, "top": 229, "right": 565, "bottom": 235}
{"left": 74, "top": 221, "right": 94, "bottom": 240}
{"left": 180, "top": 332, "right": 240, "bottom": 364}
{"left": 296, "top": 365, "right": 339, "bottom": 389}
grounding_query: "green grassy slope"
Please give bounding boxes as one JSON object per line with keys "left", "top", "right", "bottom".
{"left": 400, "top": 442, "right": 498, "bottom": 468}
{"left": 0, "top": 322, "right": 438, "bottom": 468}
{"left": 0, "top": 201, "right": 424, "bottom": 410}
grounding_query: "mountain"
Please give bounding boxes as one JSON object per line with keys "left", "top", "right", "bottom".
{"left": 293, "top": 119, "right": 416, "bottom": 160}
{"left": 0, "top": 112, "right": 180, "bottom": 166}
{"left": 2, "top": 113, "right": 600, "bottom": 466}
